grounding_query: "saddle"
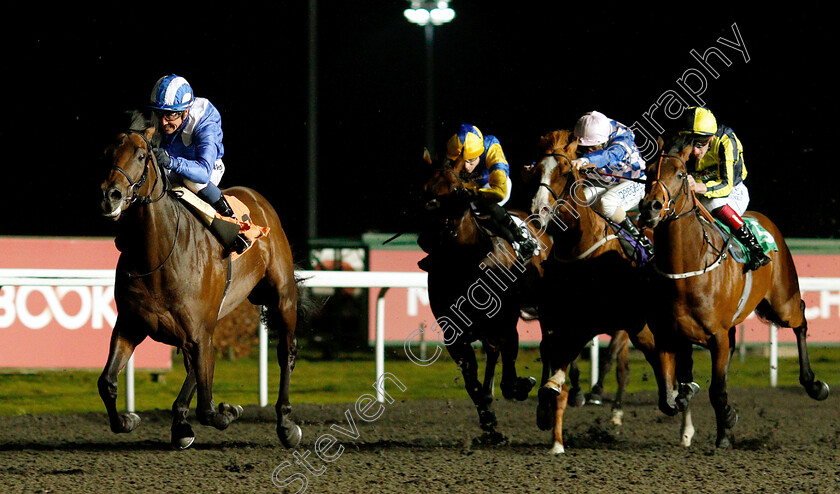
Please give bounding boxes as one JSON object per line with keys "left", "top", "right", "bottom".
{"left": 173, "top": 187, "right": 269, "bottom": 260}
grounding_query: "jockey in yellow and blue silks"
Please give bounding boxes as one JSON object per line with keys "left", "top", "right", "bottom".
{"left": 681, "top": 106, "right": 770, "bottom": 271}
{"left": 148, "top": 74, "right": 249, "bottom": 253}
{"left": 445, "top": 124, "right": 537, "bottom": 261}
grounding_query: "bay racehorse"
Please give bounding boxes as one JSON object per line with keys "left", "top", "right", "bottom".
{"left": 418, "top": 149, "right": 549, "bottom": 441}
{"left": 99, "top": 124, "right": 312, "bottom": 449}
{"left": 638, "top": 134, "right": 830, "bottom": 448}
{"left": 529, "top": 130, "right": 695, "bottom": 454}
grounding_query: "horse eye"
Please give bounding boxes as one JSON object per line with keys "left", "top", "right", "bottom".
{"left": 138, "top": 152, "right": 146, "bottom": 161}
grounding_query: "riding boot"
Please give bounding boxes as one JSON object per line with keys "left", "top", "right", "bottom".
{"left": 732, "top": 224, "right": 771, "bottom": 271}
{"left": 619, "top": 218, "right": 654, "bottom": 257}
{"left": 486, "top": 202, "right": 538, "bottom": 262}
{"left": 210, "top": 196, "right": 251, "bottom": 254}
{"left": 503, "top": 213, "right": 538, "bottom": 261}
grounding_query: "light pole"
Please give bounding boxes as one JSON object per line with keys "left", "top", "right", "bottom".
{"left": 404, "top": 1, "right": 455, "bottom": 156}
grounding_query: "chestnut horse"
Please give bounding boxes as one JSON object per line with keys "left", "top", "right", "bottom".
{"left": 418, "top": 150, "right": 549, "bottom": 440}
{"left": 638, "top": 134, "right": 829, "bottom": 448}
{"left": 529, "top": 130, "right": 695, "bottom": 454}
{"left": 99, "top": 125, "right": 310, "bottom": 449}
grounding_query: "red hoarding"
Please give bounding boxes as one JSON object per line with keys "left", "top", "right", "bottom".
{"left": 0, "top": 237, "right": 172, "bottom": 370}
{"left": 369, "top": 248, "right": 840, "bottom": 346}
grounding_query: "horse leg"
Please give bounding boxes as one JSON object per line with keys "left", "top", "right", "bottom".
{"left": 450, "top": 339, "right": 497, "bottom": 432}
{"left": 537, "top": 333, "right": 591, "bottom": 454}
{"left": 170, "top": 353, "right": 197, "bottom": 449}
{"left": 610, "top": 331, "right": 631, "bottom": 426}
{"left": 709, "top": 333, "right": 738, "bottom": 448}
{"left": 192, "top": 331, "right": 244, "bottom": 431}
{"left": 790, "top": 302, "right": 830, "bottom": 400}
{"left": 97, "top": 321, "right": 145, "bottom": 434}
{"left": 264, "top": 303, "right": 303, "bottom": 449}
{"left": 588, "top": 335, "right": 619, "bottom": 407}
{"left": 675, "top": 342, "right": 698, "bottom": 412}
{"left": 499, "top": 325, "right": 536, "bottom": 402}
{"left": 566, "top": 357, "right": 585, "bottom": 407}
{"left": 656, "top": 349, "right": 679, "bottom": 417}
{"left": 482, "top": 342, "right": 499, "bottom": 401}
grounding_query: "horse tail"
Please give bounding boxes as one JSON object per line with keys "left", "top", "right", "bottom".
{"left": 293, "top": 271, "right": 323, "bottom": 333}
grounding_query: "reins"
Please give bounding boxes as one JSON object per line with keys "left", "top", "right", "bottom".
{"left": 648, "top": 152, "right": 733, "bottom": 279}
{"left": 114, "top": 130, "right": 181, "bottom": 279}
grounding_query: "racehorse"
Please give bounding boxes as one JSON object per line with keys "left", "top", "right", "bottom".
{"left": 418, "top": 149, "right": 549, "bottom": 440}
{"left": 529, "top": 130, "right": 695, "bottom": 454}
{"left": 99, "top": 123, "right": 311, "bottom": 449}
{"left": 638, "top": 134, "right": 830, "bottom": 448}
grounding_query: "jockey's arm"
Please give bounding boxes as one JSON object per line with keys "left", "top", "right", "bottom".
{"left": 700, "top": 137, "right": 736, "bottom": 198}
{"left": 583, "top": 135, "right": 633, "bottom": 174}
{"left": 167, "top": 131, "right": 220, "bottom": 185}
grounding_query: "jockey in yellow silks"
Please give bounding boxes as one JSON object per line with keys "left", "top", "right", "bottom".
{"left": 446, "top": 124, "right": 537, "bottom": 261}
{"left": 681, "top": 106, "right": 770, "bottom": 271}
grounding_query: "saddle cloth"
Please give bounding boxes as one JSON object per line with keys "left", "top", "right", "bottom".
{"left": 172, "top": 186, "right": 269, "bottom": 259}
{"left": 714, "top": 217, "right": 778, "bottom": 266}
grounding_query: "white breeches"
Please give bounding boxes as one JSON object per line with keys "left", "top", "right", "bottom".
{"left": 697, "top": 182, "right": 750, "bottom": 216}
{"left": 581, "top": 180, "right": 645, "bottom": 221}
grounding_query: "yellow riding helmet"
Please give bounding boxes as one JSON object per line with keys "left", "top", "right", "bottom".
{"left": 680, "top": 107, "right": 718, "bottom": 136}
{"left": 446, "top": 124, "right": 485, "bottom": 161}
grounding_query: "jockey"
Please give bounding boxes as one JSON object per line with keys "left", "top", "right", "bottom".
{"left": 446, "top": 124, "right": 538, "bottom": 262}
{"left": 148, "top": 74, "right": 249, "bottom": 254}
{"left": 571, "top": 111, "right": 653, "bottom": 257}
{"left": 680, "top": 106, "right": 771, "bottom": 271}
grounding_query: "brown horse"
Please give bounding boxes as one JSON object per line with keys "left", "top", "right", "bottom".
{"left": 529, "top": 130, "right": 695, "bottom": 454}
{"left": 418, "top": 150, "right": 549, "bottom": 440}
{"left": 638, "top": 134, "right": 829, "bottom": 448}
{"left": 99, "top": 125, "right": 311, "bottom": 449}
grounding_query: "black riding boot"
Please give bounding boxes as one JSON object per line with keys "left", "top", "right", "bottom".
{"left": 499, "top": 210, "right": 538, "bottom": 261}
{"left": 619, "top": 218, "right": 654, "bottom": 257}
{"left": 210, "top": 197, "right": 251, "bottom": 254}
{"left": 732, "top": 224, "right": 771, "bottom": 271}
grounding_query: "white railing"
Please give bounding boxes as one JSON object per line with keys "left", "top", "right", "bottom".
{"left": 2, "top": 269, "right": 839, "bottom": 411}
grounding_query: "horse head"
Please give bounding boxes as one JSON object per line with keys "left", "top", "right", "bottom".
{"left": 638, "top": 135, "right": 694, "bottom": 229}
{"left": 417, "top": 150, "right": 480, "bottom": 250}
{"left": 100, "top": 126, "right": 164, "bottom": 220}
{"left": 530, "top": 130, "right": 579, "bottom": 225}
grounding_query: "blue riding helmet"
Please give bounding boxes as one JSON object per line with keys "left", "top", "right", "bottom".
{"left": 149, "top": 75, "right": 195, "bottom": 112}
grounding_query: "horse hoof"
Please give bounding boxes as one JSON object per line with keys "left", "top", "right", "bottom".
{"left": 472, "top": 431, "right": 508, "bottom": 447}
{"left": 174, "top": 436, "right": 195, "bottom": 450}
{"left": 114, "top": 412, "right": 141, "bottom": 433}
{"left": 278, "top": 424, "right": 302, "bottom": 449}
{"left": 807, "top": 381, "right": 830, "bottom": 401}
{"left": 725, "top": 407, "right": 739, "bottom": 429}
{"left": 219, "top": 403, "right": 245, "bottom": 421}
{"left": 716, "top": 436, "right": 731, "bottom": 449}
{"left": 568, "top": 387, "right": 586, "bottom": 407}
{"left": 548, "top": 442, "right": 565, "bottom": 455}
{"left": 586, "top": 394, "right": 603, "bottom": 406}
{"left": 658, "top": 401, "right": 678, "bottom": 417}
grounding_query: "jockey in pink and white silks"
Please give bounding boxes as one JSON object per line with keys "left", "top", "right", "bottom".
{"left": 571, "top": 111, "right": 653, "bottom": 256}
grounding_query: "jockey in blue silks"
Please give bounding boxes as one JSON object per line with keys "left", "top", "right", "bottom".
{"left": 571, "top": 110, "right": 653, "bottom": 257}
{"left": 148, "top": 74, "right": 248, "bottom": 254}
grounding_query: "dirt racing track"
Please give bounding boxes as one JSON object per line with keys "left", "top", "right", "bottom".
{"left": 1, "top": 387, "right": 839, "bottom": 493}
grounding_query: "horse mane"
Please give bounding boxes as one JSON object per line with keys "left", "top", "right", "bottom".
{"left": 126, "top": 110, "right": 161, "bottom": 146}
{"left": 664, "top": 133, "right": 695, "bottom": 156}
{"left": 538, "top": 129, "right": 578, "bottom": 156}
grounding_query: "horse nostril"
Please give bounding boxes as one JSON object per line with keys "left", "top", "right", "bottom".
{"left": 108, "top": 189, "right": 123, "bottom": 202}
{"left": 652, "top": 200, "right": 663, "bottom": 211}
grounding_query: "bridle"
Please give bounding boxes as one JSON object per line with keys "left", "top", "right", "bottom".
{"left": 110, "top": 130, "right": 170, "bottom": 205}
{"left": 110, "top": 130, "right": 180, "bottom": 279}
{"left": 647, "top": 152, "right": 733, "bottom": 279}
{"left": 537, "top": 151, "right": 573, "bottom": 202}
{"left": 647, "top": 153, "right": 696, "bottom": 222}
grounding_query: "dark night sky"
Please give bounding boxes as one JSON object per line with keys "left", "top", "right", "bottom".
{"left": 1, "top": 4, "right": 835, "bottom": 258}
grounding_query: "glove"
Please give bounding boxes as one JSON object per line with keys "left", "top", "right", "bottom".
{"left": 571, "top": 158, "right": 590, "bottom": 170}
{"left": 152, "top": 147, "right": 172, "bottom": 169}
